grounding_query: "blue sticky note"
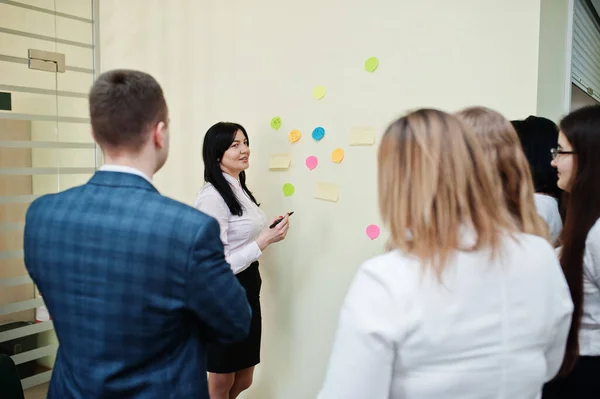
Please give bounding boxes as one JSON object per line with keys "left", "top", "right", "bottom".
{"left": 312, "top": 127, "right": 325, "bottom": 141}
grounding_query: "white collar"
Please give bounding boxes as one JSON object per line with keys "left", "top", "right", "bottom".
{"left": 222, "top": 172, "right": 241, "bottom": 187}
{"left": 99, "top": 164, "right": 153, "bottom": 185}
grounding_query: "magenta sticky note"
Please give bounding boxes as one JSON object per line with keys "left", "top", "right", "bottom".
{"left": 305, "top": 155, "right": 318, "bottom": 171}
{"left": 366, "top": 224, "right": 380, "bottom": 240}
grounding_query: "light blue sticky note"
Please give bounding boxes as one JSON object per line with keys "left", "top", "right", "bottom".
{"left": 312, "top": 127, "right": 325, "bottom": 141}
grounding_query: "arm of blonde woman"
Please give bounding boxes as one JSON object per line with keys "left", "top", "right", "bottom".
{"left": 317, "top": 260, "right": 402, "bottom": 399}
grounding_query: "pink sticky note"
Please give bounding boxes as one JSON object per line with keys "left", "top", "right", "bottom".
{"left": 305, "top": 156, "right": 318, "bottom": 171}
{"left": 366, "top": 224, "right": 380, "bottom": 240}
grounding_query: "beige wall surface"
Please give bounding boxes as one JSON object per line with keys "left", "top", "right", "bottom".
{"left": 99, "top": 1, "right": 544, "bottom": 397}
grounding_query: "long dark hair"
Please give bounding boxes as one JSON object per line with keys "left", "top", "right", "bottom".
{"left": 202, "top": 122, "right": 259, "bottom": 216}
{"left": 556, "top": 105, "right": 600, "bottom": 376}
{"left": 511, "top": 116, "right": 562, "bottom": 199}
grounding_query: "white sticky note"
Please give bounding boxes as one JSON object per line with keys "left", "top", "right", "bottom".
{"left": 269, "top": 153, "right": 291, "bottom": 170}
{"left": 314, "top": 182, "right": 339, "bottom": 202}
{"left": 349, "top": 127, "right": 376, "bottom": 146}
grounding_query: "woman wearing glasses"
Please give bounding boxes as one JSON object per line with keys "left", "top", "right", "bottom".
{"left": 543, "top": 105, "right": 600, "bottom": 399}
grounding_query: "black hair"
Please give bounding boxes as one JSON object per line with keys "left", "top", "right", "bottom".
{"left": 511, "top": 115, "right": 562, "bottom": 199}
{"left": 202, "top": 122, "right": 259, "bottom": 216}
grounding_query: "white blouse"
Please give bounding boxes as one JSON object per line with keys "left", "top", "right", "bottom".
{"left": 578, "top": 218, "right": 600, "bottom": 356}
{"left": 534, "top": 193, "right": 562, "bottom": 245}
{"left": 318, "top": 231, "right": 573, "bottom": 399}
{"left": 194, "top": 173, "right": 266, "bottom": 274}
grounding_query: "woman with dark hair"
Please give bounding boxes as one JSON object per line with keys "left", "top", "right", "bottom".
{"left": 542, "top": 105, "right": 600, "bottom": 399}
{"left": 194, "top": 122, "right": 290, "bottom": 399}
{"left": 511, "top": 116, "right": 563, "bottom": 244}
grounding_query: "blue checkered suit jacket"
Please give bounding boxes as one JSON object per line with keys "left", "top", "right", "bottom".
{"left": 24, "top": 171, "right": 252, "bottom": 399}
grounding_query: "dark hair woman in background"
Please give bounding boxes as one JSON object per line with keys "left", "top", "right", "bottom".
{"left": 542, "top": 105, "right": 600, "bottom": 399}
{"left": 194, "top": 122, "right": 290, "bottom": 399}
{"left": 511, "top": 116, "right": 563, "bottom": 245}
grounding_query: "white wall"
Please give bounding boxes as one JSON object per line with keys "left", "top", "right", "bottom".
{"left": 99, "top": 1, "right": 543, "bottom": 397}
{"left": 536, "top": 0, "right": 571, "bottom": 122}
{"left": 98, "top": 1, "right": 206, "bottom": 204}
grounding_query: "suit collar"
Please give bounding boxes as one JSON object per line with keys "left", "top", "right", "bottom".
{"left": 98, "top": 164, "right": 153, "bottom": 184}
{"left": 89, "top": 171, "right": 159, "bottom": 193}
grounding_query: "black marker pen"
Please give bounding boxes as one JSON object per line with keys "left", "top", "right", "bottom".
{"left": 269, "top": 212, "right": 294, "bottom": 229}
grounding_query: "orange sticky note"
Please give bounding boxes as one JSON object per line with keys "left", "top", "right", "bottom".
{"left": 331, "top": 148, "right": 344, "bottom": 163}
{"left": 289, "top": 129, "right": 302, "bottom": 143}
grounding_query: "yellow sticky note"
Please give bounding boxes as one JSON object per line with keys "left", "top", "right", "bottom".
{"left": 350, "top": 127, "right": 376, "bottom": 146}
{"left": 269, "top": 153, "right": 291, "bottom": 170}
{"left": 331, "top": 148, "right": 344, "bottom": 163}
{"left": 289, "top": 129, "right": 302, "bottom": 143}
{"left": 313, "top": 85, "right": 326, "bottom": 100}
{"left": 315, "top": 182, "right": 339, "bottom": 202}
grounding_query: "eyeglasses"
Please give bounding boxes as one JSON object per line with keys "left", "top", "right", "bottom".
{"left": 550, "top": 148, "right": 574, "bottom": 161}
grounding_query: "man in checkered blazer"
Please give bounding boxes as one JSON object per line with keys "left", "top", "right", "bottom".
{"left": 23, "top": 69, "right": 251, "bottom": 398}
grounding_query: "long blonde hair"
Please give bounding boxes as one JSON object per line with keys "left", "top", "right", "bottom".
{"left": 378, "top": 109, "right": 516, "bottom": 276}
{"left": 455, "top": 107, "right": 549, "bottom": 241}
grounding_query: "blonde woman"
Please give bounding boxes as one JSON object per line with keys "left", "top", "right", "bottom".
{"left": 318, "top": 109, "right": 573, "bottom": 399}
{"left": 455, "top": 106, "right": 550, "bottom": 241}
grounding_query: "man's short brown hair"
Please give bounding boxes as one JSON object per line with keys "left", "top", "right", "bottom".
{"left": 89, "top": 69, "right": 168, "bottom": 150}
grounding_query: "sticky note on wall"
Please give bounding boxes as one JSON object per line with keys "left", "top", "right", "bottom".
{"left": 269, "top": 153, "right": 291, "bottom": 170}
{"left": 349, "top": 127, "right": 376, "bottom": 146}
{"left": 364, "top": 56, "right": 379, "bottom": 73}
{"left": 331, "top": 148, "right": 344, "bottom": 163}
{"left": 313, "top": 85, "right": 326, "bottom": 100}
{"left": 315, "top": 182, "right": 339, "bottom": 202}
{"left": 289, "top": 129, "right": 302, "bottom": 143}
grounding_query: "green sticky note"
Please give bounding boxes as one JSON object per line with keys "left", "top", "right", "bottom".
{"left": 0, "top": 92, "right": 12, "bottom": 111}
{"left": 364, "top": 57, "right": 379, "bottom": 73}
{"left": 282, "top": 183, "right": 295, "bottom": 197}
{"left": 271, "top": 116, "right": 282, "bottom": 130}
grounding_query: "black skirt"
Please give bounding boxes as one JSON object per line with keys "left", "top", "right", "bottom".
{"left": 206, "top": 261, "right": 262, "bottom": 373}
{"left": 542, "top": 355, "right": 600, "bottom": 399}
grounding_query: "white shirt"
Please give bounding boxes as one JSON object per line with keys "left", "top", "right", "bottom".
{"left": 318, "top": 232, "right": 573, "bottom": 399}
{"left": 534, "top": 193, "right": 562, "bottom": 245}
{"left": 98, "top": 164, "right": 153, "bottom": 185}
{"left": 194, "top": 173, "right": 266, "bottom": 274}
{"left": 579, "top": 218, "right": 600, "bottom": 356}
